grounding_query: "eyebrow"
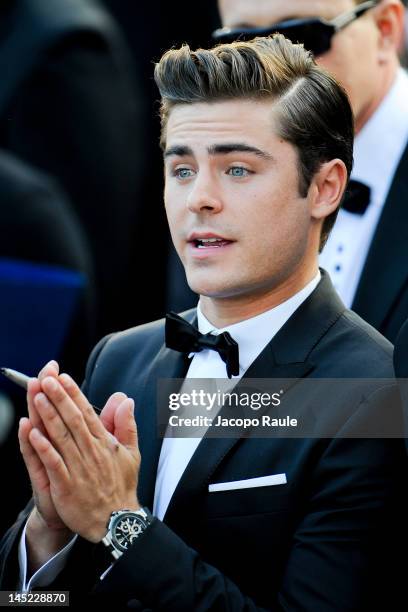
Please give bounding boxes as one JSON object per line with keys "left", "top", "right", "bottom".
{"left": 164, "top": 143, "right": 274, "bottom": 161}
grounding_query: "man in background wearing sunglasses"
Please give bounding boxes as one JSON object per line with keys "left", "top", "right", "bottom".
{"left": 216, "top": 1, "right": 408, "bottom": 343}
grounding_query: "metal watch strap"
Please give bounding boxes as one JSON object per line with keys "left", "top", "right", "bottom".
{"left": 102, "top": 507, "right": 153, "bottom": 560}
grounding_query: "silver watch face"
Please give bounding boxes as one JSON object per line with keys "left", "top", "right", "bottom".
{"left": 111, "top": 512, "right": 149, "bottom": 552}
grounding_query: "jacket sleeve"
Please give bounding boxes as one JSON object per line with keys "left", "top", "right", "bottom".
{"left": 0, "top": 500, "right": 34, "bottom": 590}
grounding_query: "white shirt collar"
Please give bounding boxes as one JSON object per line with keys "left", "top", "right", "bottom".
{"left": 196, "top": 271, "right": 321, "bottom": 374}
{"left": 352, "top": 68, "right": 408, "bottom": 209}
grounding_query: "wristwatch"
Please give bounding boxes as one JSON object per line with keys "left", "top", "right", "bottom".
{"left": 102, "top": 507, "right": 153, "bottom": 560}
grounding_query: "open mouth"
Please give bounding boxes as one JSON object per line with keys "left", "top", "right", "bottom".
{"left": 193, "top": 237, "right": 232, "bottom": 249}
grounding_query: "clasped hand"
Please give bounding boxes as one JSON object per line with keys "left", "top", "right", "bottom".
{"left": 18, "top": 361, "right": 141, "bottom": 543}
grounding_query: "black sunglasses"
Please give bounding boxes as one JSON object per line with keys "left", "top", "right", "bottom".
{"left": 212, "top": 0, "right": 376, "bottom": 56}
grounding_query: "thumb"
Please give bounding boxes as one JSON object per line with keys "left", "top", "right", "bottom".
{"left": 113, "top": 398, "right": 138, "bottom": 450}
{"left": 100, "top": 392, "right": 128, "bottom": 434}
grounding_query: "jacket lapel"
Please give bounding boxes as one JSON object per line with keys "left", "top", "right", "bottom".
{"left": 163, "top": 271, "right": 345, "bottom": 530}
{"left": 352, "top": 143, "right": 408, "bottom": 332}
{"left": 136, "top": 310, "right": 195, "bottom": 508}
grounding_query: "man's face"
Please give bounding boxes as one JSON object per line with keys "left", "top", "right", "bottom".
{"left": 218, "top": 0, "right": 386, "bottom": 131}
{"left": 163, "top": 99, "right": 315, "bottom": 300}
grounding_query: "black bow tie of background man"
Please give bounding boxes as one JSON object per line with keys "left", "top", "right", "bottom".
{"left": 341, "top": 179, "right": 371, "bottom": 215}
{"left": 165, "top": 312, "right": 240, "bottom": 378}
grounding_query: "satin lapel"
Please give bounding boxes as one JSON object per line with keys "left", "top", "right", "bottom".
{"left": 136, "top": 312, "right": 195, "bottom": 508}
{"left": 352, "top": 144, "right": 408, "bottom": 332}
{"left": 163, "top": 272, "right": 343, "bottom": 529}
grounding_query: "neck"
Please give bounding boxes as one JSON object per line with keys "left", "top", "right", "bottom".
{"left": 199, "top": 264, "right": 319, "bottom": 328}
{"left": 355, "top": 62, "right": 399, "bottom": 134}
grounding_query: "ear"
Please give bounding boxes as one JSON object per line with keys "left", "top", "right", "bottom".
{"left": 309, "top": 159, "right": 348, "bottom": 222}
{"left": 373, "top": 0, "right": 405, "bottom": 61}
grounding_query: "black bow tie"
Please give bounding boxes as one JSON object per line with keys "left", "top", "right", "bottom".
{"left": 165, "top": 312, "right": 240, "bottom": 379}
{"left": 341, "top": 180, "right": 371, "bottom": 215}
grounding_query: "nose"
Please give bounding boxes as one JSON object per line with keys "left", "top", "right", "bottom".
{"left": 186, "top": 172, "right": 223, "bottom": 214}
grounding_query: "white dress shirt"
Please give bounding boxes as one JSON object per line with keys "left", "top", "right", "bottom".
{"left": 153, "top": 271, "right": 321, "bottom": 520}
{"left": 319, "top": 68, "right": 408, "bottom": 307}
{"left": 18, "top": 271, "right": 321, "bottom": 590}
{"left": 18, "top": 521, "right": 77, "bottom": 592}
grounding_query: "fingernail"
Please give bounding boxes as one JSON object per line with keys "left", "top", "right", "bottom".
{"left": 30, "top": 428, "right": 41, "bottom": 440}
{"left": 45, "top": 378, "right": 57, "bottom": 391}
{"left": 34, "top": 392, "right": 47, "bottom": 407}
{"left": 59, "top": 373, "right": 72, "bottom": 386}
{"left": 128, "top": 398, "right": 135, "bottom": 414}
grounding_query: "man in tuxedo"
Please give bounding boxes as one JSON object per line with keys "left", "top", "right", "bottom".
{"left": 216, "top": 0, "right": 408, "bottom": 342}
{"left": 0, "top": 34, "right": 406, "bottom": 610}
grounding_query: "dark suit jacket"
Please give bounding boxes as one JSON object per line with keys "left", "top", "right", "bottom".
{"left": 1, "top": 272, "right": 407, "bottom": 610}
{"left": 0, "top": 0, "right": 146, "bottom": 338}
{"left": 352, "top": 142, "right": 408, "bottom": 342}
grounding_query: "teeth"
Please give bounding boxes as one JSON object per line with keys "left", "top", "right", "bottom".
{"left": 194, "top": 237, "right": 228, "bottom": 249}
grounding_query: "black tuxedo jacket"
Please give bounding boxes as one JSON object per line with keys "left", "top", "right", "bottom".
{"left": 1, "top": 272, "right": 407, "bottom": 610}
{"left": 352, "top": 142, "right": 408, "bottom": 342}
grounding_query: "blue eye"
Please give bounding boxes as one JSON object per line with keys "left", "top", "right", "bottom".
{"left": 228, "top": 167, "right": 249, "bottom": 177}
{"left": 175, "top": 168, "right": 194, "bottom": 179}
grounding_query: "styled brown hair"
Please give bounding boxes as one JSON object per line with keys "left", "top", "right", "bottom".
{"left": 154, "top": 34, "right": 354, "bottom": 250}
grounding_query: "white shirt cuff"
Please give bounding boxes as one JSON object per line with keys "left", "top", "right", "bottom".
{"left": 18, "top": 520, "right": 77, "bottom": 592}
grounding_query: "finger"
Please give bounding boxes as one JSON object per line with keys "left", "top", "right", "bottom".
{"left": 38, "top": 361, "right": 59, "bottom": 382}
{"left": 99, "top": 392, "right": 128, "bottom": 434}
{"left": 28, "top": 427, "right": 70, "bottom": 490}
{"left": 34, "top": 391, "right": 84, "bottom": 465}
{"left": 18, "top": 418, "right": 50, "bottom": 492}
{"left": 28, "top": 362, "right": 59, "bottom": 434}
{"left": 58, "top": 373, "right": 106, "bottom": 438}
{"left": 40, "top": 377, "right": 96, "bottom": 458}
{"left": 113, "top": 398, "right": 138, "bottom": 450}
{"left": 27, "top": 378, "right": 46, "bottom": 434}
